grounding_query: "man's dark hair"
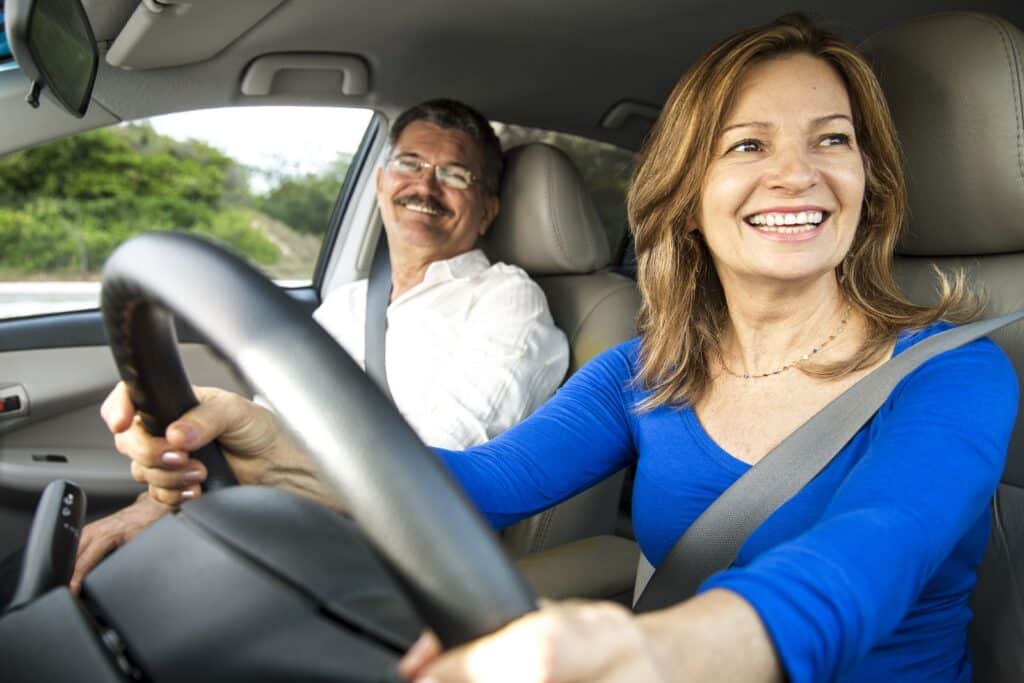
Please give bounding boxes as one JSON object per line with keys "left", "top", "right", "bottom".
{"left": 390, "top": 99, "right": 504, "bottom": 196}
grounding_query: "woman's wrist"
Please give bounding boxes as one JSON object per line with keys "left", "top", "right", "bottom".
{"left": 637, "top": 588, "right": 783, "bottom": 683}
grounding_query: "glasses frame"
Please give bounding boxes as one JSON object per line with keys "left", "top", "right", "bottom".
{"left": 385, "top": 155, "right": 478, "bottom": 190}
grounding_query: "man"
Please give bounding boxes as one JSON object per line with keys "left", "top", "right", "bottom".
{"left": 59, "top": 99, "right": 568, "bottom": 591}
{"left": 313, "top": 99, "right": 568, "bottom": 449}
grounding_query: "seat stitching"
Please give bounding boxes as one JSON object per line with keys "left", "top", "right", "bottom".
{"left": 970, "top": 13, "right": 1024, "bottom": 184}
{"left": 534, "top": 506, "right": 556, "bottom": 552}
{"left": 569, "top": 276, "right": 638, "bottom": 343}
{"left": 575, "top": 165, "right": 601, "bottom": 270}
{"left": 544, "top": 149, "right": 574, "bottom": 272}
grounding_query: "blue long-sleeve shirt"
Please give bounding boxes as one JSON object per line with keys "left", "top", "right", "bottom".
{"left": 437, "top": 323, "right": 1018, "bottom": 682}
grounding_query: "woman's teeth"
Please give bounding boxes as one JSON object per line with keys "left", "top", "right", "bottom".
{"left": 746, "top": 211, "right": 825, "bottom": 233}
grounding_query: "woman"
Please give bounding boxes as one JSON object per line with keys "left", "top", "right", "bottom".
{"left": 101, "top": 15, "right": 1017, "bottom": 683}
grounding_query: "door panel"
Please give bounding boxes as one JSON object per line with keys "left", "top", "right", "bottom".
{"left": 0, "top": 289, "right": 318, "bottom": 559}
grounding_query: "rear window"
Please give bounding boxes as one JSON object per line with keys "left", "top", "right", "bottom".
{"left": 492, "top": 123, "right": 635, "bottom": 260}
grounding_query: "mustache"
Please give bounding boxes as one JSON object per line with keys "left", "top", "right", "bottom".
{"left": 395, "top": 194, "right": 452, "bottom": 216}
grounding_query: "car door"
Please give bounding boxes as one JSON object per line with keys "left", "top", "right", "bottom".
{"left": 0, "top": 102, "right": 380, "bottom": 562}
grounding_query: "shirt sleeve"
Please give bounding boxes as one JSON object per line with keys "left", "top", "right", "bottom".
{"left": 700, "top": 338, "right": 1019, "bottom": 682}
{"left": 311, "top": 280, "right": 366, "bottom": 365}
{"left": 401, "top": 271, "right": 570, "bottom": 449}
{"left": 435, "top": 341, "right": 639, "bottom": 528}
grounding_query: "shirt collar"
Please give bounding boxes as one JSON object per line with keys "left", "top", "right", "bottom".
{"left": 421, "top": 248, "right": 490, "bottom": 284}
{"left": 392, "top": 248, "right": 491, "bottom": 305}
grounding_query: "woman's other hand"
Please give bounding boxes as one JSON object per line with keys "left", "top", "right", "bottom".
{"left": 397, "top": 601, "right": 667, "bottom": 683}
{"left": 398, "top": 590, "right": 783, "bottom": 683}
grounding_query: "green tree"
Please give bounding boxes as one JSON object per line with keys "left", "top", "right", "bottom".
{"left": 0, "top": 123, "right": 282, "bottom": 276}
{"left": 258, "top": 154, "right": 352, "bottom": 236}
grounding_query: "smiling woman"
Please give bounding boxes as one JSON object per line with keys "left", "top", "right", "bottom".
{"left": 628, "top": 15, "right": 977, "bottom": 409}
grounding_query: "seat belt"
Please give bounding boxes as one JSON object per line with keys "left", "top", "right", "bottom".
{"left": 364, "top": 231, "right": 393, "bottom": 401}
{"left": 633, "top": 310, "right": 1024, "bottom": 613}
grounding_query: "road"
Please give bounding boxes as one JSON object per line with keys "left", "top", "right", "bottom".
{"left": 0, "top": 282, "right": 101, "bottom": 319}
{"left": 0, "top": 280, "right": 308, "bottom": 320}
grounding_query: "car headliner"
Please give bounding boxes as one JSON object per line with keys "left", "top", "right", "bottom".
{"left": 3, "top": 0, "right": 1024, "bottom": 153}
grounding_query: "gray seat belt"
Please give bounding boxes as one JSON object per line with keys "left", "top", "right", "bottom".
{"left": 633, "top": 310, "right": 1024, "bottom": 613}
{"left": 364, "top": 231, "right": 392, "bottom": 401}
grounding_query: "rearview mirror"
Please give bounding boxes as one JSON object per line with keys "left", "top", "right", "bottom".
{"left": 5, "top": 0, "right": 98, "bottom": 118}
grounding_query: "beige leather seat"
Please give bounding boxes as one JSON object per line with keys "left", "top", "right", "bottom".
{"left": 482, "top": 143, "right": 642, "bottom": 557}
{"left": 860, "top": 13, "right": 1024, "bottom": 682}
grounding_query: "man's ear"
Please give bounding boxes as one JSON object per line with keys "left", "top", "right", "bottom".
{"left": 375, "top": 167, "right": 384, "bottom": 195}
{"left": 478, "top": 195, "right": 500, "bottom": 236}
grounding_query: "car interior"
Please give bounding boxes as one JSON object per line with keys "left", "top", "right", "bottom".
{"left": 0, "top": 0, "right": 1023, "bottom": 680}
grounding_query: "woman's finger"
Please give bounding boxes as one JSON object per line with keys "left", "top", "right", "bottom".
{"left": 162, "top": 387, "right": 250, "bottom": 453}
{"left": 148, "top": 484, "right": 194, "bottom": 506}
{"left": 130, "top": 460, "right": 206, "bottom": 490}
{"left": 100, "top": 382, "right": 135, "bottom": 434}
{"left": 398, "top": 631, "right": 442, "bottom": 680}
{"left": 114, "top": 422, "right": 176, "bottom": 469}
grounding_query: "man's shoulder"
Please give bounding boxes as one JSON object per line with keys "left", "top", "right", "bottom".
{"left": 465, "top": 256, "right": 542, "bottom": 295}
{"left": 314, "top": 278, "right": 368, "bottom": 319}
{"left": 481, "top": 258, "right": 533, "bottom": 282}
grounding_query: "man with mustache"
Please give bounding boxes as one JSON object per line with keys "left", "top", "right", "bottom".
{"left": 311, "top": 99, "right": 569, "bottom": 449}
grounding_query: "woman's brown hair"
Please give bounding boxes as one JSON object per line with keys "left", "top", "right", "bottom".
{"left": 627, "top": 13, "right": 976, "bottom": 410}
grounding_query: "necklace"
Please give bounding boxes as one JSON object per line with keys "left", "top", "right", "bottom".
{"left": 720, "top": 312, "right": 849, "bottom": 380}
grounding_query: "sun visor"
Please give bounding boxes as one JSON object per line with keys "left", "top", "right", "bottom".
{"left": 106, "top": 0, "right": 284, "bottom": 70}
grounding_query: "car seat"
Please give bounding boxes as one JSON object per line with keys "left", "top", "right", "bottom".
{"left": 860, "top": 12, "right": 1024, "bottom": 682}
{"left": 482, "top": 142, "right": 642, "bottom": 556}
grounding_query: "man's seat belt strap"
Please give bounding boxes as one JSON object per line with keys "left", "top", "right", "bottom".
{"left": 364, "top": 231, "right": 393, "bottom": 401}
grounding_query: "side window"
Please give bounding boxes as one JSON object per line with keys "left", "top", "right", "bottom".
{"left": 0, "top": 106, "right": 373, "bottom": 319}
{"left": 492, "top": 123, "right": 635, "bottom": 258}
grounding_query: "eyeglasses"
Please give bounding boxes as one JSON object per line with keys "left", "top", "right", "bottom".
{"left": 385, "top": 155, "right": 477, "bottom": 190}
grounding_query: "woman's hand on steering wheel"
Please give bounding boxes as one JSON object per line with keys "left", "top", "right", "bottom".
{"left": 397, "top": 600, "right": 668, "bottom": 683}
{"left": 100, "top": 382, "right": 297, "bottom": 505}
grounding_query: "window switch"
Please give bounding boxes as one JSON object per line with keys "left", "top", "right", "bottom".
{"left": 1, "top": 395, "right": 22, "bottom": 412}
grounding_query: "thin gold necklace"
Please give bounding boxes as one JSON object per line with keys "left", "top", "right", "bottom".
{"left": 720, "top": 312, "right": 849, "bottom": 380}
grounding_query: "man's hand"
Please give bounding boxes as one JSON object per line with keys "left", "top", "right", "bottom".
{"left": 70, "top": 493, "right": 171, "bottom": 593}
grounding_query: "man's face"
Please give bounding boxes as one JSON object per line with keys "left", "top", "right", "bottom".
{"left": 376, "top": 120, "right": 500, "bottom": 264}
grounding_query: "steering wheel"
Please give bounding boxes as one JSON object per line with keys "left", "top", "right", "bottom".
{"left": 99, "top": 231, "right": 536, "bottom": 648}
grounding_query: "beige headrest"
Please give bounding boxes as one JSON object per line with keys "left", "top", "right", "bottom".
{"left": 483, "top": 143, "right": 611, "bottom": 275}
{"left": 859, "top": 13, "right": 1024, "bottom": 256}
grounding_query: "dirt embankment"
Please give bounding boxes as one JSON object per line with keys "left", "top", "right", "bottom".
{"left": 245, "top": 210, "right": 324, "bottom": 280}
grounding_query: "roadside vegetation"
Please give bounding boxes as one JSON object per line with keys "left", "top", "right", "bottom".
{"left": 0, "top": 121, "right": 633, "bottom": 282}
{"left": 0, "top": 123, "right": 350, "bottom": 279}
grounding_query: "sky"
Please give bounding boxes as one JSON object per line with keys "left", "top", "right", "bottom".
{"left": 143, "top": 106, "right": 375, "bottom": 192}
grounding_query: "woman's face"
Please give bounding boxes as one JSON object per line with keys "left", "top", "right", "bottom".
{"left": 697, "top": 53, "right": 866, "bottom": 288}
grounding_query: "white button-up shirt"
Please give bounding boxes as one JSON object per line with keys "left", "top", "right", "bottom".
{"left": 314, "top": 249, "right": 569, "bottom": 449}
